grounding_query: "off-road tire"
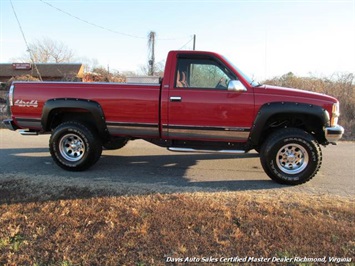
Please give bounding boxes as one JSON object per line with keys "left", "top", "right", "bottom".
{"left": 260, "top": 128, "right": 322, "bottom": 185}
{"left": 49, "top": 121, "right": 102, "bottom": 171}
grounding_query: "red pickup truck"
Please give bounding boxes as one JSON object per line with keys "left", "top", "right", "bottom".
{"left": 3, "top": 50, "right": 344, "bottom": 185}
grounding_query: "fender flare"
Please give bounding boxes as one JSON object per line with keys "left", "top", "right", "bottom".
{"left": 41, "top": 98, "right": 108, "bottom": 139}
{"left": 249, "top": 102, "right": 330, "bottom": 145}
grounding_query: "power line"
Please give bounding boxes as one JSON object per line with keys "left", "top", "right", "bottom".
{"left": 9, "top": 0, "right": 43, "bottom": 81}
{"left": 39, "top": 0, "right": 189, "bottom": 41}
{"left": 39, "top": 0, "right": 146, "bottom": 39}
{"left": 178, "top": 36, "right": 194, "bottom": 50}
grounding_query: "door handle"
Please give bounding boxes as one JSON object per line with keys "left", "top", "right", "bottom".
{"left": 170, "top": 96, "right": 182, "bottom": 102}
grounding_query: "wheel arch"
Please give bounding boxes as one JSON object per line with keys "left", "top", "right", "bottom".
{"left": 42, "top": 98, "right": 109, "bottom": 140}
{"left": 249, "top": 102, "right": 330, "bottom": 148}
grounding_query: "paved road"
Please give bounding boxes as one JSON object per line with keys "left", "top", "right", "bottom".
{"left": 0, "top": 129, "right": 354, "bottom": 198}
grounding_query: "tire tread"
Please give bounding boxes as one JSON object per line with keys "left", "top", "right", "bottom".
{"left": 260, "top": 128, "right": 322, "bottom": 185}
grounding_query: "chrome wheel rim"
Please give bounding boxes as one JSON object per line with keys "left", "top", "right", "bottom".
{"left": 59, "top": 133, "right": 85, "bottom": 162}
{"left": 276, "top": 143, "right": 309, "bottom": 174}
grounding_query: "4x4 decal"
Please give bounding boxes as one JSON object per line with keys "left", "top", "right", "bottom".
{"left": 15, "top": 99, "right": 38, "bottom": 108}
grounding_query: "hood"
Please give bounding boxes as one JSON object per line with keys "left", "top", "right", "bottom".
{"left": 259, "top": 84, "right": 338, "bottom": 103}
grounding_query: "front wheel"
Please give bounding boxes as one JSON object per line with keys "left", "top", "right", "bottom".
{"left": 260, "top": 128, "right": 322, "bottom": 185}
{"left": 49, "top": 121, "right": 102, "bottom": 171}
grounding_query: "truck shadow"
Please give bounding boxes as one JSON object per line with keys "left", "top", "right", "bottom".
{"left": 0, "top": 147, "right": 285, "bottom": 204}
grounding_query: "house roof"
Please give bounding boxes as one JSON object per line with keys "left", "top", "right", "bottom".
{"left": 0, "top": 63, "right": 84, "bottom": 79}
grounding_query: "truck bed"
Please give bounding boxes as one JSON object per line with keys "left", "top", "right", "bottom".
{"left": 11, "top": 82, "right": 161, "bottom": 137}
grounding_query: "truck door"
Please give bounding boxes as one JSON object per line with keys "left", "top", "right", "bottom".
{"left": 165, "top": 55, "right": 255, "bottom": 142}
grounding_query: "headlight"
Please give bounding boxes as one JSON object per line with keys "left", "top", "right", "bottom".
{"left": 331, "top": 102, "right": 340, "bottom": 126}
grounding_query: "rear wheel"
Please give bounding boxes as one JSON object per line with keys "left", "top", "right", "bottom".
{"left": 260, "top": 128, "right": 322, "bottom": 185}
{"left": 49, "top": 121, "right": 102, "bottom": 171}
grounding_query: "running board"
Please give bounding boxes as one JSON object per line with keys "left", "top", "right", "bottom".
{"left": 168, "top": 147, "right": 245, "bottom": 154}
{"left": 19, "top": 130, "right": 38, "bottom": 136}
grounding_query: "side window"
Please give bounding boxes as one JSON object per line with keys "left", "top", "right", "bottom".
{"left": 175, "top": 57, "right": 236, "bottom": 89}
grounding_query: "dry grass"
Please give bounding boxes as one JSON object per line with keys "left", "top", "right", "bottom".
{"left": 0, "top": 180, "right": 354, "bottom": 265}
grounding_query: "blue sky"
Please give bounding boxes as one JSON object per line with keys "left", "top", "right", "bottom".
{"left": 1, "top": 0, "right": 354, "bottom": 80}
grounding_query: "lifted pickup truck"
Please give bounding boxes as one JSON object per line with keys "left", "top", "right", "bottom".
{"left": 3, "top": 50, "right": 344, "bottom": 185}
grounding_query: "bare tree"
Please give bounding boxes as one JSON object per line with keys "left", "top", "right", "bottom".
{"left": 17, "top": 37, "right": 75, "bottom": 63}
{"left": 139, "top": 60, "right": 165, "bottom": 77}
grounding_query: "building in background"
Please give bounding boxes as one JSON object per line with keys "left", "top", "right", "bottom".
{"left": 0, "top": 63, "right": 84, "bottom": 82}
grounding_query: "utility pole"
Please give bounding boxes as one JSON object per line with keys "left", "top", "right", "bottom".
{"left": 148, "top": 31, "right": 156, "bottom": 76}
{"left": 193, "top": 34, "right": 196, "bottom": 50}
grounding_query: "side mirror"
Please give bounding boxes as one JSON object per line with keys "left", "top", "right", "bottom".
{"left": 228, "top": 80, "right": 247, "bottom": 92}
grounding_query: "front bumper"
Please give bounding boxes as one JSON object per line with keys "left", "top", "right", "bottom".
{"left": 325, "top": 125, "right": 344, "bottom": 143}
{"left": 2, "top": 119, "right": 19, "bottom": 131}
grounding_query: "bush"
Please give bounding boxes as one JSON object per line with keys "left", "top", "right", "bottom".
{"left": 4, "top": 75, "right": 40, "bottom": 90}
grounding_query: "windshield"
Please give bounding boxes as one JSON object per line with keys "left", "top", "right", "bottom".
{"left": 222, "top": 55, "right": 261, "bottom": 87}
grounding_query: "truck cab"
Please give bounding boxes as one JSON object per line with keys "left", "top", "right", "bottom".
{"left": 160, "top": 51, "right": 255, "bottom": 143}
